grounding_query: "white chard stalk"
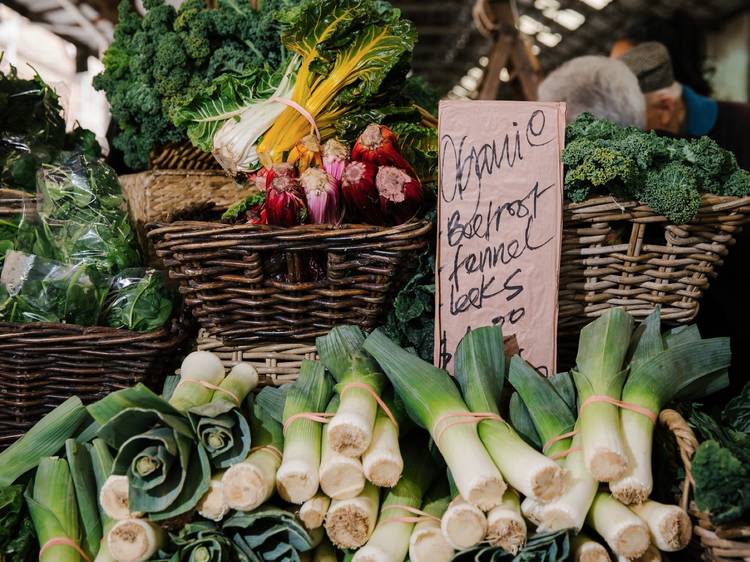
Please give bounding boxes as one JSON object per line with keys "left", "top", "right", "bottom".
{"left": 107, "top": 519, "right": 165, "bottom": 562}
{"left": 629, "top": 500, "right": 691, "bottom": 552}
{"left": 325, "top": 482, "right": 380, "bottom": 549}
{"left": 587, "top": 493, "right": 650, "bottom": 559}
{"left": 362, "top": 408, "right": 403, "bottom": 487}
{"left": 440, "top": 496, "right": 488, "bottom": 550}
{"left": 486, "top": 489, "right": 526, "bottom": 555}
{"left": 198, "top": 472, "right": 229, "bottom": 521}
{"left": 100, "top": 475, "right": 143, "bottom": 521}
{"left": 571, "top": 533, "right": 612, "bottom": 562}
{"left": 300, "top": 493, "right": 332, "bottom": 530}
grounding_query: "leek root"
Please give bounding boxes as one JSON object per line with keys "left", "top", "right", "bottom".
{"left": 571, "top": 533, "right": 611, "bottom": 562}
{"left": 440, "top": 496, "right": 487, "bottom": 550}
{"left": 486, "top": 489, "right": 526, "bottom": 554}
{"left": 300, "top": 493, "right": 332, "bottom": 530}
{"left": 325, "top": 482, "right": 380, "bottom": 549}
{"left": 587, "top": 492, "right": 649, "bottom": 559}
{"left": 629, "top": 500, "right": 691, "bottom": 552}
{"left": 107, "top": 519, "right": 165, "bottom": 562}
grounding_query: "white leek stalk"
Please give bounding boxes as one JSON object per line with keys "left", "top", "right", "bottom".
{"left": 317, "top": 326, "right": 388, "bottom": 457}
{"left": 325, "top": 482, "right": 380, "bottom": 549}
{"left": 107, "top": 519, "right": 165, "bottom": 562}
{"left": 362, "top": 405, "right": 403, "bottom": 487}
{"left": 571, "top": 533, "right": 611, "bottom": 562}
{"left": 587, "top": 493, "right": 649, "bottom": 559}
{"left": 534, "top": 432, "right": 597, "bottom": 532}
{"left": 364, "top": 330, "right": 505, "bottom": 510}
{"left": 520, "top": 496, "right": 544, "bottom": 527}
{"left": 629, "top": 500, "right": 691, "bottom": 552}
{"left": 455, "top": 327, "right": 566, "bottom": 502}
{"left": 223, "top": 393, "right": 284, "bottom": 511}
{"left": 100, "top": 475, "right": 142, "bottom": 520}
{"left": 574, "top": 309, "right": 634, "bottom": 482}
{"left": 618, "top": 543, "right": 662, "bottom": 562}
{"left": 170, "top": 351, "right": 225, "bottom": 411}
{"left": 198, "top": 472, "right": 229, "bottom": 521}
{"left": 320, "top": 396, "right": 366, "bottom": 499}
{"left": 486, "top": 489, "right": 526, "bottom": 554}
{"left": 277, "top": 360, "right": 333, "bottom": 504}
{"left": 440, "top": 496, "right": 487, "bottom": 550}
{"left": 300, "top": 493, "right": 332, "bottom": 530}
{"left": 409, "top": 488, "right": 453, "bottom": 562}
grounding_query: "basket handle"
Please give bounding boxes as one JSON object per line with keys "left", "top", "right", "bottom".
{"left": 659, "top": 408, "right": 699, "bottom": 511}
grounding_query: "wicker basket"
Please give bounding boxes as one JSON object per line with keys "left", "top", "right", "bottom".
{"left": 119, "top": 170, "right": 254, "bottom": 263}
{"left": 559, "top": 194, "right": 750, "bottom": 334}
{"left": 192, "top": 330, "right": 317, "bottom": 387}
{"left": 149, "top": 220, "right": 432, "bottom": 344}
{"left": 149, "top": 142, "right": 220, "bottom": 171}
{"left": 0, "top": 319, "right": 187, "bottom": 448}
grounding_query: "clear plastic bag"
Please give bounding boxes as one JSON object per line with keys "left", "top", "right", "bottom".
{"left": 0, "top": 250, "right": 108, "bottom": 325}
{"left": 103, "top": 269, "right": 174, "bottom": 332}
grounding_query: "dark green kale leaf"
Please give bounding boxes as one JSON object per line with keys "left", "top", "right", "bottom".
{"left": 693, "top": 438, "right": 750, "bottom": 525}
{"left": 0, "top": 485, "right": 36, "bottom": 562}
{"left": 723, "top": 382, "right": 750, "bottom": 433}
{"left": 104, "top": 271, "right": 174, "bottom": 332}
{"left": 638, "top": 162, "right": 702, "bottom": 224}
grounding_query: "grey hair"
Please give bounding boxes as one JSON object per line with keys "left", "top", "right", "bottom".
{"left": 538, "top": 55, "right": 646, "bottom": 129}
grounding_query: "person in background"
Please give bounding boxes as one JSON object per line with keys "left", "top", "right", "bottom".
{"left": 537, "top": 55, "right": 646, "bottom": 127}
{"left": 618, "top": 41, "right": 750, "bottom": 171}
{"left": 620, "top": 42, "right": 750, "bottom": 388}
{"left": 610, "top": 10, "right": 712, "bottom": 97}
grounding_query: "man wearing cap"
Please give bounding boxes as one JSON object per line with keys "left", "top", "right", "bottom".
{"left": 617, "top": 41, "right": 750, "bottom": 170}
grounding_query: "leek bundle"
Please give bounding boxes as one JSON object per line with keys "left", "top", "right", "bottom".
{"left": 362, "top": 390, "right": 404, "bottom": 488}
{"left": 169, "top": 351, "right": 226, "bottom": 411}
{"left": 223, "top": 391, "right": 284, "bottom": 512}
{"left": 353, "top": 439, "right": 436, "bottom": 562}
{"left": 0, "top": 396, "right": 88, "bottom": 487}
{"left": 317, "top": 326, "right": 388, "bottom": 457}
{"left": 408, "top": 481, "right": 453, "bottom": 562}
{"left": 277, "top": 360, "right": 334, "bottom": 503}
{"left": 574, "top": 309, "right": 634, "bottom": 482}
{"left": 325, "top": 482, "right": 380, "bottom": 549}
{"left": 363, "top": 329, "right": 505, "bottom": 510}
{"left": 319, "top": 396, "right": 366, "bottom": 499}
{"left": 586, "top": 492, "right": 649, "bottom": 559}
{"left": 486, "top": 489, "right": 526, "bottom": 554}
{"left": 90, "top": 384, "right": 211, "bottom": 521}
{"left": 455, "top": 327, "right": 565, "bottom": 502}
{"left": 25, "top": 457, "right": 83, "bottom": 562}
{"left": 628, "top": 500, "right": 691, "bottom": 552}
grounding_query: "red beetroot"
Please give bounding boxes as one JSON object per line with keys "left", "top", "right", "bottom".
{"left": 265, "top": 164, "right": 307, "bottom": 226}
{"left": 341, "top": 160, "right": 384, "bottom": 225}
{"left": 352, "top": 124, "right": 415, "bottom": 176}
{"left": 375, "top": 166, "right": 423, "bottom": 225}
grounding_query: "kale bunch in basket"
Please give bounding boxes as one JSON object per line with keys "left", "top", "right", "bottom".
{"left": 563, "top": 113, "right": 750, "bottom": 223}
{"left": 93, "top": 0, "right": 292, "bottom": 170}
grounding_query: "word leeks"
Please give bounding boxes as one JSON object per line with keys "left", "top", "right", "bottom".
{"left": 317, "top": 325, "right": 388, "bottom": 457}
{"left": 363, "top": 329, "right": 505, "bottom": 511}
{"left": 454, "top": 326, "right": 565, "bottom": 502}
{"left": 574, "top": 308, "right": 634, "bottom": 482}
{"left": 611, "top": 310, "right": 731, "bottom": 504}
{"left": 277, "top": 360, "right": 334, "bottom": 503}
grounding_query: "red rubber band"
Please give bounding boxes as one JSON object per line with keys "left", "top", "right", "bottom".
{"left": 283, "top": 412, "right": 334, "bottom": 434}
{"left": 580, "top": 395, "right": 657, "bottom": 424}
{"left": 542, "top": 430, "right": 578, "bottom": 453}
{"left": 39, "top": 537, "right": 92, "bottom": 562}
{"left": 432, "top": 412, "right": 503, "bottom": 447}
{"left": 270, "top": 97, "right": 320, "bottom": 140}
{"left": 175, "top": 379, "right": 240, "bottom": 405}
{"left": 340, "top": 382, "right": 399, "bottom": 431}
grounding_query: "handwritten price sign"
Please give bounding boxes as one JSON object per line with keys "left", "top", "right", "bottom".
{"left": 435, "top": 101, "right": 565, "bottom": 375}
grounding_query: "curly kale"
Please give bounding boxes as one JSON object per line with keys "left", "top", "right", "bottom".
{"left": 562, "top": 113, "right": 750, "bottom": 223}
{"left": 94, "top": 0, "right": 290, "bottom": 169}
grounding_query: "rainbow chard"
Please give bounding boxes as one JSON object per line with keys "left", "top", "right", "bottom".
{"left": 342, "top": 161, "right": 384, "bottom": 224}
{"left": 376, "top": 166, "right": 423, "bottom": 225}
{"left": 301, "top": 168, "right": 340, "bottom": 224}
{"left": 288, "top": 134, "right": 323, "bottom": 174}
{"left": 323, "top": 139, "right": 349, "bottom": 183}
{"left": 265, "top": 164, "right": 307, "bottom": 227}
{"left": 353, "top": 124, "right": 415, "bottom": 175}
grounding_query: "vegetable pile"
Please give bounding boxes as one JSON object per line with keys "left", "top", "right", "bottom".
{"left": 0, "top": 307, "right": 725, "bottom": 562}
{"left": 563, "top": 113, "right": 750, "bottom": 223}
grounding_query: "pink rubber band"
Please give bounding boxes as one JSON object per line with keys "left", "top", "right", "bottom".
{"left": 340, "top": 382, "right": 399, "bottom": 431}
{"left": 542, "top": 430, "right": 578, "bottom": 453}
{"left": 250, "top": 444, "right": 283, "bottom": 461}
{"left": 39, "top": 537, "right": 92, "bottom": 562}
{"left": 175, "top": 379, "right": 240, "bottom": 405}
{"left": 432, "top": 412, "right": 503, "bottom": 447}
{"left": 580, "top": 395, "right": 657, "bottom": 424}
{"left": 271, "top": 97, "right": 320, "bottom": 140}
{"left": 550, "top": 445, "right": 582, "bottom": 461}
{"left": 283, "top": 412, "right": 334, "bottom": 434}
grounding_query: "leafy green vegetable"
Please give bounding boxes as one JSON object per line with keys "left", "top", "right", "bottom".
{"left": 562, "top": 113, "right": 750, "bottom": 223}
{"left": 104, "top": 270, "right": 173, "bottom": 332}
{"left": 224, "top": 506, "right": 316, "bottom": 562}
{"left": 155, "top": 520, "right": 237, "bottom": 562}
{"left": 723, "top": 383, "right": 750, "bottom": 433}
{"left": 0, "top": 485, "right": 36, "bottom": 562}
{"left": 451, "top": 529, "right": 571, "bottom": 562}
{"left": 93, "top": 0, "right": 291, "bottom": 169}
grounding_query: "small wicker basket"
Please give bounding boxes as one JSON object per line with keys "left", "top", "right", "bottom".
{"left": 0, "top": 319, "right": 187, "bottom": 448}
{"left": 149, "top": 220, "right": 432, "bottom": 345}
{"left": 559, "top": 194, "right": 750, "bottom": 334}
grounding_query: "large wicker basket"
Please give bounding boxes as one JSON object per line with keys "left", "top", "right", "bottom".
{"left": 0, "top": 320, "right": 187, "bottom": 448}
{"left": 149, "top": 142, "right": 219, "bottom": 171}
{"left": 149, "top": 220, "right": 432, "bottom": 344}
{"left": 559, "top": 194, "right": 750, "bottom": 334}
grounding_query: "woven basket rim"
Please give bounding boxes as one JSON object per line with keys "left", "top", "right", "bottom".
{"left": 0, "top": 317, "right": 185, "bottom": 344}
{"left": 564, "top": 193, "right": 750, "bottom": 218}
{"left": 120, "top": 169, "right": 232, "bottom": 180}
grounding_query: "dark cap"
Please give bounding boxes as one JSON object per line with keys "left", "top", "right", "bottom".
{"left": 617, "top": 41, "right": 675, "bottom": 93}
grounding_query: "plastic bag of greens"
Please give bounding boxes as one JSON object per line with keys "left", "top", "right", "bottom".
{"left": 0, "top": 250, "right": 108, "bottom": 325}
{"left": 27, "top": 153, "right": 140, "bottom": 274}
{"left": 103, "top": 269, "right": 174, "bottom": 332}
